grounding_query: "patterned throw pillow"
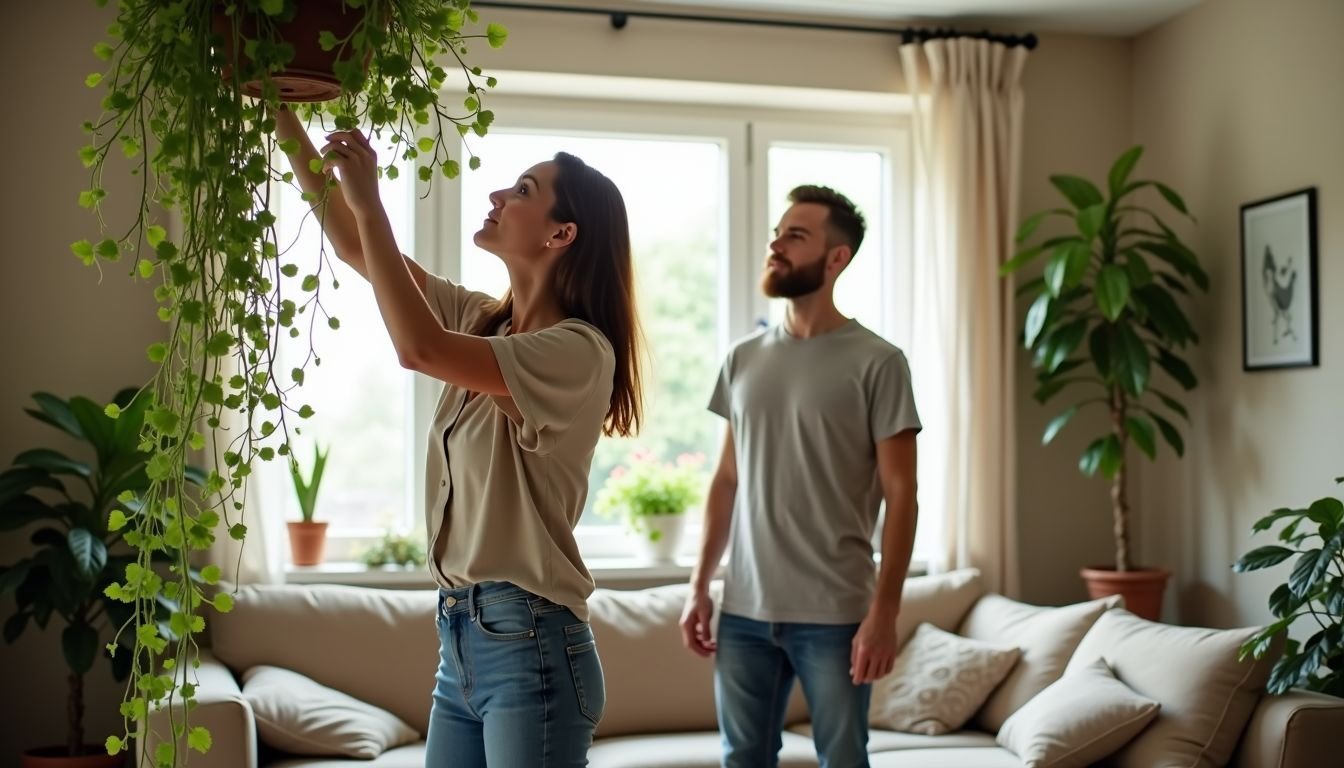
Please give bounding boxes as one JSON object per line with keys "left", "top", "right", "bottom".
{"left": 870, "top": 623, "right": 1021, "bottom": 735}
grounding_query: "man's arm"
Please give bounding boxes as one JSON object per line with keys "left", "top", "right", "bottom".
{"left": 850, "top": 429, "right": 918, "bottom": 684}
{"left": 680, "top": 428, "right": 737, "bottom": 657}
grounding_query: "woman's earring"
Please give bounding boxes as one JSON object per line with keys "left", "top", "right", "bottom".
{"left": 545, "top": 241, "right": 552, "bottom": 247}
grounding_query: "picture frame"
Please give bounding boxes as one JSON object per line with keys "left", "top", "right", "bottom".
{"left": 1240, "top": 187, "right": 1319, "bottom": 371}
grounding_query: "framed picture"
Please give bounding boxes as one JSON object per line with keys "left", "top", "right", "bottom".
{"left": 1241, "top": 187, "right": 1319, "bottom": 370}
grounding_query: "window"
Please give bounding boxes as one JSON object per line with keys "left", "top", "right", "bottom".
{"left": 266, "top": 77, "right": 935, "bottom": 569}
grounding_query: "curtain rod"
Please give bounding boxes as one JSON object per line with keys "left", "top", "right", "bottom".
{"left": 472, "top": 1, "right": 1039, "bottom": 49}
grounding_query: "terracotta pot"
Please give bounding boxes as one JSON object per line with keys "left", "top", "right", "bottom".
{"left": 288, "top": 521, "right": 329, "bottom": 565}
{"left": 1080, "top": 566, "right": 1171, "bottom": 621}
{"left": 212, "top": 1, "right": 371, "bottom": 103}
{"left": 21, "top": 746, "right": 126, "bottom": 768}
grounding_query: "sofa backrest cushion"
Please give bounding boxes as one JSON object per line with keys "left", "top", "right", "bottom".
{"left": 1064, "top": 608, "right": 1281, "bottom": 768}
{"left": 895, "top": 567, "right": 986, "bottom": 645}
{"left": 211, "top": 584, "right": 440, "bottom": 734}
{"left": 959, "top": 593, "right": 1121, "bottom": 732}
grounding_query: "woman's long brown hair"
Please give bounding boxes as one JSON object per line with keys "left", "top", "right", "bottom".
{"left": 470, "top": 152, "right": 643, "bottom": 437}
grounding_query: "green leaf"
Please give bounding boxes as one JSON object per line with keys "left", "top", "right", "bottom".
{"left": 469, "top": 156, "right": 482, "bottom": 170}
{"left": 14, "top": 448, "right": 90, "bottom": 479}
{"left": 62, "top": 623, "right": 99, "bottom": 675}
{"left": 146, "top": 342, "right": 167, "bottom": 363}
{"left": 1127, "top": 415, "right": 1157, "bottom": 459}
{"left": 137, "top": 259, "right": 155, "bottom": 279}
{"left": 188, "top": 726, "right": 213, "bottom": 754}
{"left": 1076, "top": 204, "right": 1106, "bottom": 240}
{"left": 487, "top": 23, "right": 509, "bottom": 48}
{"left": 1095, "top": 265, "right": 1131, "bottom": 322}
{"left": 108, "top": 509, "right": 127, "bottom": 532}
{"left": 1155, "top": 182, "right": 1191, "bottom": 217}
{"left": 1024, "top": 293, "right": 1051, "bottom": 349}
{"left": 1015, "top": 208, "right": 1068, "bottom": 245}
{"left": 213, "top": 593, "right": 235, "bottom": 613}
{"left": 1151, "top": 413, "right": 1185, "bottom": 457}
{"left": 1156, "top": 349, "right": 1198, "bottom": 390}
{"left": 260, "top": 0, "right": 284, "bottom": 15}
{"left": 146, "top": 225, "right": 167, "bottom": 248}
{"left": 318, "top": 30, "right": 339, "bottom": 51}
{"left": 93, "top": 42, "right": 113, "bottom": 61}
{"left": 1133, "top": 284, "right": 1194, "bottom": 345}
{"left": 1233, "top": 545, "right": 1297, "bottom": 573}
{"left": 1050, "top": 174, "right": 1104, "bottom": 209}
{"left": 1114, "top": 323, "right": 1151, "bottom": 396}
{"left": 1042, "top": 405, "right": 1079, "bottom": 445}
{"left": 1044, "top": 318, "right": 1088, "bottom": 373}
{"left": 1098, "top": 434, "right": 1124, "bottom": 479}
{"left": 69, "top": 528, "right": 107, "bottom": 579}
{"left": 200, "top": 565, "right": 222, "bottom": 585}
{"left": 1288, "top": 549, "right": 1323, "bottom": 599}
{"left": 1079, "top": 437, "right": 1106, "bottom": 477}
{"left": 301, "top": 275, "right": 320, "bottom": 292}
{"left": 1088, "top": 326, "right": 1112, "bottom": 381}
{"left": 1108, "top": 146, "right": 1143, "bottom": 195}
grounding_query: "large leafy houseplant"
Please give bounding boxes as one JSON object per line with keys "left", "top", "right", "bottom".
{"left": 1234, "top": 477, "right": 1344, "bottom": 696}
{"left": 75, "top": 1, "right": 505, "bottom": 763}
{"left": 1001, "top": 146, "right": 1209, "bottom": 577}
{"left": 0, "top": 389, "right": 204, "bottom": 761}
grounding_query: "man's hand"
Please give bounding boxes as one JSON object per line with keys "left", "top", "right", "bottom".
{"left": 679, "top": 590, "right": 716, "bottom": 657}
{"left": 850, "top": 608, "right": 899, "bottom": 684}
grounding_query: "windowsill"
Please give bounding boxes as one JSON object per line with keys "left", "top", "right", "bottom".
{"left": 284, "top": 556, "right": 704, "bottom": 589}
{"left": 284, "top": 557, "right": 929, "bottom": 589}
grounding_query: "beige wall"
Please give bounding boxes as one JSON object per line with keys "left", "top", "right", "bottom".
{"left": 1130, "top": 0, "right": 1344, "bottom": 629}
{"left": 0, "top": 2, "right": 164, "bottom": 763}
{"left": 0, "top": 0, "right": 1170, "bottom": 760}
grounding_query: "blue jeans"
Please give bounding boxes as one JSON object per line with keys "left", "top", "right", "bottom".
{"left": 715, "top": 613, "right": 870, "bottom": 768}
{"left": 424, "top": 582, "right": 605, "bottom": 767}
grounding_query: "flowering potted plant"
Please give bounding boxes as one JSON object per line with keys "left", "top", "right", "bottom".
{"left": 596, "top": 451, "right": 706, "bottom": 563}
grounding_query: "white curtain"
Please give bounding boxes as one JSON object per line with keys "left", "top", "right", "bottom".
{"left": 900, "top": 38, "right": 1028, "bottom": 597}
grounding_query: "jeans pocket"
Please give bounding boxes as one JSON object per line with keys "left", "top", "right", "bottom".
{"left": 472, "top": 597, "right": 537, "bottom": 641}
{"left": 567, "top": 638, "right": 606, "bottom": 725}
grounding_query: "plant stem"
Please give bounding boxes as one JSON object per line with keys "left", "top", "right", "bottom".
{"left": 1111, "top": 385, "right": 1131, "bottom": 571}
{"left": 68, "top": 671, "right": 85, "bottom": 756}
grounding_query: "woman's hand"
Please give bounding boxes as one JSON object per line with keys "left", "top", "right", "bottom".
{"left": 320, "top": 129, "right": 382, "bottom": 220}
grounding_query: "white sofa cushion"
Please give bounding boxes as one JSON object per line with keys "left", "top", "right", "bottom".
{"left": 870, "top": 623, "right": 1021, "bottom": 736}
{"left": 588, "top": 730, "right": 819, "bottom": 768}
{"left": 791, "top": 724, "right": 997, "bottom": 753}
{"left": 213, "top": 585, "right": 439, "bottom": 734}
{"left": 959, "top": 593, "right": 1121, "bottom": 732}
{"left": 869, "top": 747, "right": 1024, "bottom": 767}
{"left": 242, "top": 666, "right": 419, "bottom": 759}
{"left": 269, "top": 744, "right": 425, "bottom": 768}
{"left": 895, "top": 568, "right": 985, "bottom": 645}
{"left": 1065, "top": 609, "right": 1277, "bottom": 768}
{"left": 997, "top": 658, "right": 1159, "bottom": 767}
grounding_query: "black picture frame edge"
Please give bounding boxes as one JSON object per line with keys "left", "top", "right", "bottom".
{"left": 1239, "top": 186, "right": 1319, "bottom": 372}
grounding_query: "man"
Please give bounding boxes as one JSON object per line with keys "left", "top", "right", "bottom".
{"left": 680, "top": 185, "right": 921, "bottom": 768}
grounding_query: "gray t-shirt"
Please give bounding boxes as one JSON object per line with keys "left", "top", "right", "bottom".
{"left": 709, "top": 320, "right": 921, "bottom": 624}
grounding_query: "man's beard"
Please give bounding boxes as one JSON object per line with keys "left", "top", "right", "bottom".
{"left": 761, "top": 253, "right": 827, "bottom": 298}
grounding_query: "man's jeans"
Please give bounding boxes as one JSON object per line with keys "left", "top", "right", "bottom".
{"left": 424, "top": 581, "right": 605, "bottom": 766}
{"left": 715, "top": 612, "right": 871, "bottom": 768}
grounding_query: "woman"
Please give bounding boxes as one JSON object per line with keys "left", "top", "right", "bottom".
{"left": 277, "top": 108, "right": 642, "bottom": 766}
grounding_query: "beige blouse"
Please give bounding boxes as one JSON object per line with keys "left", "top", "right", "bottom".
{"left": 422, "top": 274, "right": 614, "bottom": 621}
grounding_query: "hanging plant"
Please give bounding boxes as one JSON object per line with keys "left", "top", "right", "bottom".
{"left": 74, "top": 1, "right": 505, "bottom": 764}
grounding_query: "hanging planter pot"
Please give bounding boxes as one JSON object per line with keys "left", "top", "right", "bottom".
{"left": 212, "top": 0, "right": 373, "bottom": 102}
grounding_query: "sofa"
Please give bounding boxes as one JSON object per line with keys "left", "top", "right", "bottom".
{"left": 142, "top": 569, "right": 1343, "bottom": 767}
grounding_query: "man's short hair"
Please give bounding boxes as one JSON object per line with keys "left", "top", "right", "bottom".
{"left": 787, "top": 185, "right": 866, "bottom": 257}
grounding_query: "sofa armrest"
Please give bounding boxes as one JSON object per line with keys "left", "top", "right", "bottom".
{"left": 137, "top": 651, "right": 257, "bottom": 768}
{"left": 1230, "top": 689, "right": 1344, "bottom": 768}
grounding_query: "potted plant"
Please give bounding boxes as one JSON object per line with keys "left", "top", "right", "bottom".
{"left": 75, "top": 1, "right": 505, "bottom": 762}
{"left": 1233, "top": 475, "right": 1344, "bottom": 697}
{"left": 1000, "top": 146, "right": 1209, "bottom": 620}
{"left": 359, "top": 530, "right": 426, "bottom": 568}
{"left": 596, "top": 451, "right": 706, "bottom": 564}
{"left": 0, "top": 388, "right": 206, "bottom": 767}
{"left": 286, "top": 444, "right": 329, "bottom": 566}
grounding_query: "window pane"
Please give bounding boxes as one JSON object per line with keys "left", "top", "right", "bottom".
{"left": 459, "top": 132, "right": 725, "bottom": 530}
{"left": 270, "top": 129, "right": 415, "bottom": 540}
{"left": 765, "top": 146, "right": 885, "bottom": 333}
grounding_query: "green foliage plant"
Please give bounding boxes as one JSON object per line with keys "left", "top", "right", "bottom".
{"left": 74, "top": 1, "right": 505, "bottom": 763}
{"left": 1234, "top": 476, "right": 1344, "bottom": 696}
{"left": 596, "top": 451, "right": 706, "bottom": 542}
{"left": 0, "top": 389, "right": 206, "bottom": 758}
{"left": 1000, "top": 146, "right": 1209, "bottom": 572}
{"left": 359, "top": 531, "right": 426, "bottom": 567}
{"left": 288, "top": 444, "right": 328, "bottom": 523}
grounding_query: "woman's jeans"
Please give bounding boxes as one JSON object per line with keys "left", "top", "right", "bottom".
{"left": 715, "top": 612, "right": 871, "bottom": 768}
{"left": 424, "top": 581, "right": 605, "bottom": 767}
